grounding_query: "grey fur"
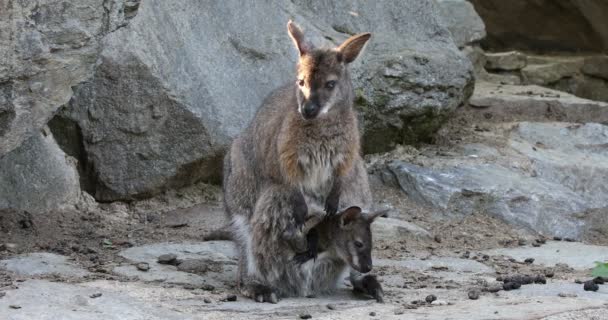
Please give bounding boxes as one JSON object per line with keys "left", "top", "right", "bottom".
{"left": 222, "top": 22, "right": 373, "bottom": 295}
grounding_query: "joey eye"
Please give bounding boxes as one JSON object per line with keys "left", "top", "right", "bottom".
{"left": 325, "top": 80, "right": 336, "bottom": 89}
{"left": 298, "top": 79, "right": 305, "bottom": 87}
{"left": 354, "top": 241, "right": 363, "bottom": 248}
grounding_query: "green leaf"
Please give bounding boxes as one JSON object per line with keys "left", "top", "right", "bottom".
{"left": 591, "top": 261, "right": 608, "bottom": 278}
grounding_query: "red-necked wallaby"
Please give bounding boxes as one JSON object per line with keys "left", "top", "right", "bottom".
{"left": 223, "top": 20, "right": 372, "bottom": 291}
{"left": 247, "top": 202, "right": 385, "bottom": 303}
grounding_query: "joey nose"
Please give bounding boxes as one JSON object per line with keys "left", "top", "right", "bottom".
{"left": 360, "top": 263, "right": 372, "bottom": 274}
{"left": 302, "top": 102, "right": 320, "bottom": 120}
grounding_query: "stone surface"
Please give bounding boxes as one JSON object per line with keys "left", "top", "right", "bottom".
{"left": 509, "top": 122, "right": 608, "bottom": 208}
{"left": 0, "top": 0, "right": 138, "bottom": 157}
{"left": 114, "top": 241, "right": 237, "bottom": 287}
{"left": 388, "top": 161, "right": 592, "bottom": 238}
{"left": 484, "top": 241, "right": 608, "bottom": 270}
{"left": 469, "top": 82, "right": 608, "bottom": 123}
{"left": 469, "top": 0, "right": 608, "bottom": 53}
{"left": 0, "top": 130, "right": 81, "bottom": 213}
{"left": 0, "top": 252, "right": 89, "bottom": 278}
{"left": 582, "top": 55, "right": 608, "bottom": 80}
{"left": 375, "top": 257, "right": 494, "bottom": 274}
{"left": 372, "top": 217, "right": 432, "bottom": 242}
{"left": 57, "top": 0, "right": 473, "bottom": 200}
{"left": 435, "top": 0, "right": 486, "bottom": 48}
{"left": 485, "top": 51, "right": 527, "bottom": 71}
{"left": 522, "top": 60, "right": 583, "bottom": 85}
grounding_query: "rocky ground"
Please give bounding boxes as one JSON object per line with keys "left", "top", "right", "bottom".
{"left": 2, "top": 80, "right": 608, "bottom": 319}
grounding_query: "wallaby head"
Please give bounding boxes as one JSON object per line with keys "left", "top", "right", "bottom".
{"left": 328, "top": 206, "right": 384, "bottom": 274}
{"left": 287, "top": 20, "right": 371, "bottom": 120}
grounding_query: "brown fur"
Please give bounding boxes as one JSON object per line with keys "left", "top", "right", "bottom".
{"left": 223, "top": 21, "right": 372, "bottom": 291}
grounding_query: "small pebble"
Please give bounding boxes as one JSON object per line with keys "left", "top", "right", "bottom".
{"left": 0, "top": 292, "right": 5, "bottom": 298}
{"left": 558, "top": 292, "right": 577, "bottom": 298}
{"left": 9, "top": 305, "right": 21, "bottom": 309}
{"left": 369, "top": 311, "right": 376, "bottom": 316}
{"left": 425, "top": 294, "right": 437, "bottom": 303}
{"left": 468, "top": 289, "right": 480, "bottom": 300}
{"left": 201, "top": 284, "right": 215, "bottom": 291}
{"left": 518, "top": 239, "right": 526, "bottom": 246}
{"left": 485, "top": 286, "right": 502, "bottom": 293}
{"left": 553, "top": 236, "right": 562, "bottom": 241}
{"left": 204, "top": 298, "right": 211, "bottom": 303}
{"left": 524, "top": 258, "right": 535, "bottom": 264}
{"left": 226, "top": 294, "right": 237, "bottom": 301}
{"left": 89, "top": 293, "right": 102, "bottom": 299}
{"left": 136, "top": 262, "right": 150, "bottom": 272}
{"left": 157, "top": 253, "right": 178, "bottom": 265}
{"left": 300, "top": 314, "right": 312, "bottom": 319}
{"left": 534, "top": 275, "right": 547, "bottom": 284}
{"left": 575, "top": 279, "right": 583, "bottom": 284}
{"left": 545, "top": 270, "right": 555, "bottom": 278}
{"left": 593, "top": 277, "right": 605, "bottom": 285}
{"left": 564, "top": 238, "right": 575, "bottom": 242}
{"left": 434, "top": 235, "right": 442, "bottom": 243}
{"left": 394, "top": 310, "right": 404, "bottom": 315}
{"left": 584, "top": 281, "right": 599, "bottom": 292}
{"left": 431, "top": 300, "right": 448, "bottom": 306}
{"left": 326, "top": 304, "right": 336, "bottom": 310}
{"left": 532, "top": 242, "right": 541, "bottom": 247}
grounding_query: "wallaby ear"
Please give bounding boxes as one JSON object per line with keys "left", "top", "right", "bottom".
{"left": 340, "top": 206, "right": 362, "bottom": 227}
{"left": 337, "top": 33, "right": 371, "bottom": 63}
{"left": 287, "top": 20, "right": 312, "bottom": 56}
{"left": 366, "top": 209, "right": 389, "bottom": 223}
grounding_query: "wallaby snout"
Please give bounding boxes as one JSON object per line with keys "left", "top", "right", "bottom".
{"left": 301, "top": 99, "right": 321, "bottom": 119}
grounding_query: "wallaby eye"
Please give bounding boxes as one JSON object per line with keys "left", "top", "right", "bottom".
{"left": 354, "top": 240, "right": 363, "bottom": 248}
{"left": 325, "top": 80, "right": 336, "bottom": 89}
{"left": 298, "top": 79, "right": 305, "bottom": 87}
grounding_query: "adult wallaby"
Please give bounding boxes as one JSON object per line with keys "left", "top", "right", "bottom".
{"left": 246, "top": 200, "right": 385, "bottom": 303}
{"left": 223, "top": 20, "right": 371, "bottom": 288}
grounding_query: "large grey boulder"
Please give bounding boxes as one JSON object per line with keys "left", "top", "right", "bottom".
{"left": 435, "top": 0, "right": 486, "bottom": 48}
{"left": 469, "top": 0, "right": 608, "bottom": 53}
{"left": 0, "top": 0, "right": 138, "bottom": 157}
{"left": 61, "top": 0, "right": 473, "bottom": 200}
{"left": 384, "top": 120, "right": 608, "bottom": 240}
{"left": 0, "top": 130, "right": 81, "bottom": 213}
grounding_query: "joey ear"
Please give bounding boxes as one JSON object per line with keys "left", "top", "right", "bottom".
{"left": 340, "top": 206, "right": 362, "bottom": 227}
{"left": 287, "top": 20, "right": 312, "bottom": 56}
{"left": 366, "top": 209, "right": 389, "bottom": 223}
{"left": 337, "top": 33, "right": 371, "bottom": 63}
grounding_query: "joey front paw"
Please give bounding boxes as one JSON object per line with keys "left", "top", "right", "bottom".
{"left": 362, "top": 275, "right": 384, "bottom": 303}
{"left": 292, "top": 192, "right": 308, "bottom": 228}
{"left": 251, "top": 284, "right": 279, "bottom": 304}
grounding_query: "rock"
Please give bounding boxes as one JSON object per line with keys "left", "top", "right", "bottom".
{"left": 469, "top": 0, "right": 608, "bottom": 53}
{"left": 484, "top": 242, "right": 608, "bottom": 271}
{"left": 469, "top": 82, "right": 608, "bottom": 123}
{"left": 0, "top": 0, "right": 138, "bottom": 157}
{"left": 524, "top": 258, "right": 535, "bottom": 264}
{"left": 226, "top": 294, "right": 237, "bottom": 302}
{"left": 582, "top": 56, "right": 608, "bottom": 80}
{"left": 89, "top": 293, "right": 102, "bottom": 299}
{"left": 388, "top": 160, "right": 590, "bottom": 238}
{"left": 522, "top": 60, "right": 583, "bottom": 85}
{"left": 135, "top": 262, "right": 150, "bottom": 272}
{"left": 369, "top": 311, "right": 376, "bottom": 316}
{"left": 114, "top": 241, "right": 237, "bottom": 288}
{"left": 426, "top": 294, "right": 437, "bottom": 303}
{"left": 176, "top": 259, "right": 208, "bottom": 274}
{"left": 56, "top": 0, "right": 472, "bottom": 200}
{"left": 0, "top": 131, "right": 81, "bottom": 213}
{"left": 462, "top": 45, "right": 487, "bottom": 74}
{"left": 583, "top": 281, "right": 599, "bottom": 292}
{"left": 203, "top": 298, "right": 211, "bottom": 303}
{"left": 9, "top": 305, "right": 21, "bottom": 309}
{"left": 485, "top": 51, "right": 527, "bottom": 71}
{"left": 157, "top": 254, "right": 178, "bottom": 265}
{"left": 371, "top": 217, "right": 432, "bottom": 242}
{"left": 558, "top": 292, "right": 577, "bottom": 298}
{"left": 468, "top": 289, "right": 480, "bottom": 300}
{"left": 509, "top": 122, "right": 608, "bottom": 209}
{"left": 326, "top": 304, "right": 336, "bottom": 310}
{"left": 435, "top": 0, "right": 486, "bottom": 48}
{"left": 431, "top": 300, "right": 448, "bottom": 306}
{"left": 0, "top": 252, "right": 89, "bottom": 278}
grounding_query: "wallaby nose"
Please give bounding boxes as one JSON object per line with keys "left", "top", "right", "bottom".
{"left": 302, "top": 102, "right": 320, "bottom": 119}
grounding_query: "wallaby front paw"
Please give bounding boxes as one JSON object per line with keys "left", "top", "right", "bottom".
{"left": 292, "top": 190, "right": 308, "bottom": 227}
{"left": 324, "top": 193, "right": 339, "bottom": 216}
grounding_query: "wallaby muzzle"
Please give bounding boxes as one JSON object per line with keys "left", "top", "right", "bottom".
{"left": 301, "top": 96, "right": 321, "bottom": 120}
